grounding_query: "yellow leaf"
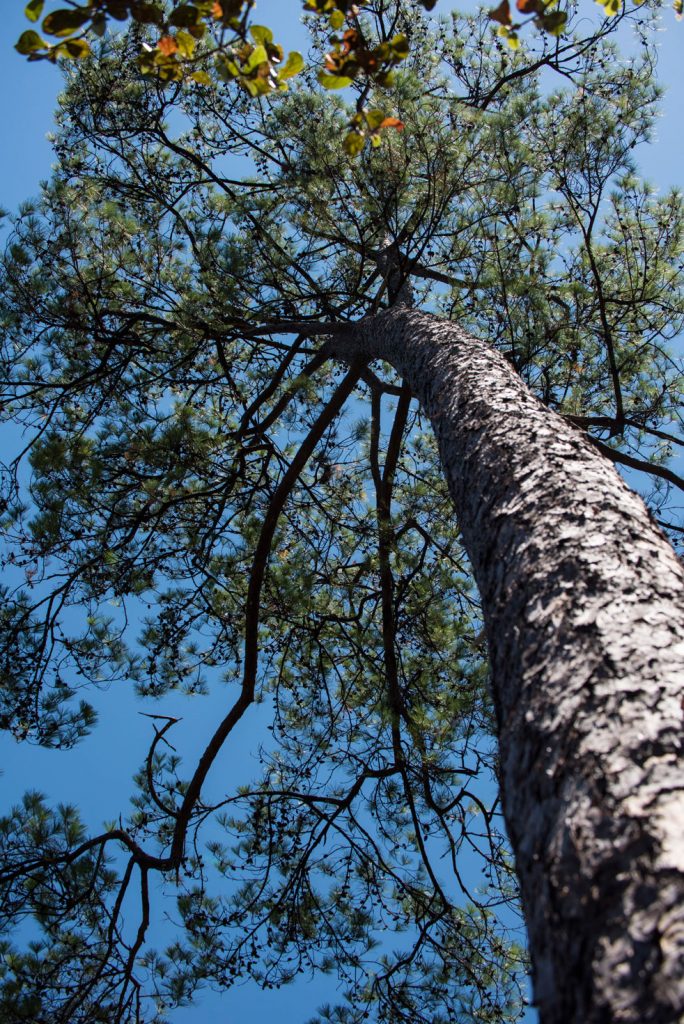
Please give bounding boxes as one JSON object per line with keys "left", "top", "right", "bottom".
{"left": 175, "top": 30, "right": 196, "bottom": 57}
{"left": 279, "top": 51, "right": 304, "bottom": 80}
{"left": 318, "top": 71, "right": 354, "bottom": 89}
{"left": 56, "top": 37, "right": 91, "bottom": 59}
{"left": 24, "top": 0, "right": 44, "bottom": 23}
{"left": 343, "top": 131, "right": 366, "bottom": 156}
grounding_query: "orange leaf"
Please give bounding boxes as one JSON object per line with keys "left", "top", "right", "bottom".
{"left": 516, "top": 0, "right": 541, "bottom": 12}
{"left": 158, "top": 35, "right": 178, "bottom": 56}
{"left": 490, "top": 0, "right": 512, "bottom": 24}
{"left": 380, "top": 117, "right": 404, "bottom": 131}
{"left": 212, "top": 1, "right": 223, "bottom": 16}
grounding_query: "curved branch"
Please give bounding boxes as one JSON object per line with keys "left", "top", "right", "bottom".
{"left": 588, "top": 436, "right": 684, "bottom": 493}
{"left": 143, "top": 715, "right": 181, "bottom": 819}
{"left": 168, "top": 360, "right": 364, "bottom": 866}
{"left": 567, "top": 414, "right": 684, "bottom": 449}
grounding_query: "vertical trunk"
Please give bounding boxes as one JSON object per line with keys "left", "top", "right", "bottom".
{"left": 339, "top": 307, "right": 684, "bottom": 1023}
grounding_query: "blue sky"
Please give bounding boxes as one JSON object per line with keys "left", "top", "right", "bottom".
{"left": 0, "top": 2, "right": 682, "bottom": 1023}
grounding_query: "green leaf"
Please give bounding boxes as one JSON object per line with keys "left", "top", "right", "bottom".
{"left": 91, "top": 13, "right": 107, "bottom": 35}
{"left": 318, "top": 71, "right": 354, "bottom": 89}
{"left": 169, "top": 3, "right": 202, "bottom": 27}
{"left": 245, "top": 75, "right": 274, "bottom": 96}
{"left": 15, "top": 29, "right": 46, "bottom": 54}
{"left": 55, "top": 37, "right": 91, "bottom": 59}
{"left": 156, "top": 62, "right": 184, "bottom": 82}
{"left": 365, "top": 108, "right": 385, "bottom": 131}
{"left": 329, "top": 9, "right": 345, "bottom": 28}
{"left": 42, "top": 8, "right": 91, "bottom": 36}
{"left": 539, "top": 10, "right": 568, "bottom": 33}
{"left": 104, "top": 0, "right": 130, "bottom": 20}
{"left": 215, "top": 54, "right": 240, "bottom": 80}
{"left": 175, "top": 30, "right": 196, "bottom": 57}
{"left": 242, "top": 44, "right": 268, "bottom": 72}
{"left": 278, "top": 51, "right": 304, "bottom": 80}
{"left": 375, "top": 70, "right": 395, "bottom": 88}
{"left": 250, "top": 24, "right": 274, "bottom": 46}
{"left": 190, "top": 70, "right": 212, "bottom": 85}
{"left": 596, "top": 0, "right": 620, "bottom": 14}
{"left": 130, "top": 2, "right": 165, "bottom": 24}
{"left": 389, "top": 34, "right": 409, "bottom": 59}
{"left": 343, "top": 131, "right": 365, "bottom": 156}
{"left": 24, "top": 0, "right": 44, "bottom": 23}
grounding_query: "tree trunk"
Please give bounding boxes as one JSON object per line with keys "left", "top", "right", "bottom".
{"left": 334, "top": 307, "right": 684, "bottom": 1023}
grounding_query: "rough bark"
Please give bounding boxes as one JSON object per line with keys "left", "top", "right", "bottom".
{"left": 331, "top": 307, "right": 684, "bottom": 1024}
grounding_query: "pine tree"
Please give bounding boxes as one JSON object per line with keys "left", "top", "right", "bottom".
{"left": 1, "top": 4, "right": 683, "bottom": 1022}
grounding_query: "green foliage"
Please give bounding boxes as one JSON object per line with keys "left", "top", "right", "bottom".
{"left": 18, "top": 0, "right": 677, "bottom": 94}
{"left": 1, "top": 1, "right": 683, "bottom": 1022}
{"left": 490, "top": 0, "right": 568, "bottom": 48}
{"left": 16, "top": 0, "right": 679, "bottom": 153}
{"left": 317, "top": 28, "right": 410, "bottom": 91}
{"left": 0, "top": 793, "right": 132, "bottom": 1024}
{"left": 24, "top": 0, "right": 45, "bottom": 21}
{"left": 15, "top": 28, "right": 46, "bottom": 53}
{"left": 15, "top": 0, "right": 307, "bottom": 94}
